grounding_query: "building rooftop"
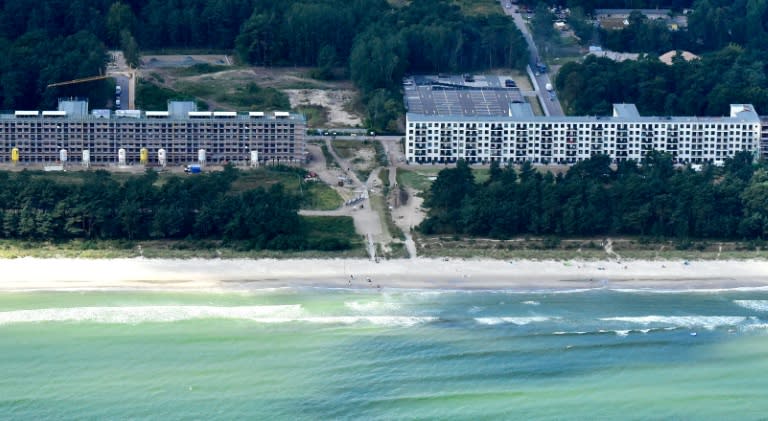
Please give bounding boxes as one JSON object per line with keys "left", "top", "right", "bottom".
{"left": 586, "top": 50, "right": 640, "bottom": 62}
{"left": 612, "top": 104, "right": 640, "bottom": 118}
{"left": 595, "top": 8, "right": 674, "bottom": 17}
{"left": 0, "top": 100, "right": 304, "bottom": 122}
{"left": 404, "top": 75, "right": 524, "bottom": 117}
{"left": 408, "top": 104, "right": 762, "bottom": 124}
{"left": 659, "top": 50, "right": 699, "bottom": 65}
{"left": 509, "top": 102, "right": 534, "bottom": 118}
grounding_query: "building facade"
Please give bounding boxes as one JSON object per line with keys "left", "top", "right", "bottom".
{"left": 761, "top": 116, "right": 768, "bottom": 161}
{"left": 406, "top": 104, "right": 762, "bottom": 165}
{"left": 0, "top": 101, "right": 306, "bottom": 166}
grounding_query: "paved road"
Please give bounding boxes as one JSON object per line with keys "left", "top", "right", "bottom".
{"left": 501, "top": 1, "right": 565, "bottom": 116}
{"left": 115, "top": 76, "right": 128, "bottom": 110}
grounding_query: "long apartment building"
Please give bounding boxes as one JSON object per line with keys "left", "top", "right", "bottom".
{"left": 0, "top": 100, "right": 306, "bottom": 166}
{"left": 406, "top": 103, "right": 763, "bottom": 165}
{"left": 762, "top": 116, "right": 768, "bottom": 159}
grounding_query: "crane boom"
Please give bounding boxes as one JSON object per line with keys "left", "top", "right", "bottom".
{"left": 47, "top": 75, "right": 111, "bottom": 88}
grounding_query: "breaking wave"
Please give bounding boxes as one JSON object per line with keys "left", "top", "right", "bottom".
{"left": 733, "top": 300, "right": 768, "bottom": 312}
{"left": 600, "top": 315, "right": 746, "bottom": 330}
{"left": 0, "top": 305, "right": 435, "bottom": 327}
{"left": 475, "top": 316, "right": 554, "bottom": 326}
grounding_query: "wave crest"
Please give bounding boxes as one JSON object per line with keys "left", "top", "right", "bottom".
{"left": 0, "top": 305, "right": 434, "bottom": 327}
{"left": 475, "top": 316, "right": 553, "bottom": 326}
{"left": 733, "top": 300, "right": 768, "bottom": 312}
{"left": 600, "top": 315, "right": 746, "bottom": 330}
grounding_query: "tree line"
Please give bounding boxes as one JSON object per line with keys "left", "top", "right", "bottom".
{"left": 555, "top": 47, "right": 768, "bottom": 117}
{"left": 0, "top": 167, "right": 351, "bottom": 251}
{"left": 236, "top": 0, "right": 529, "bottom": 131}
{"left": 519, "top": 1, "right": 694, "bottom": 14}
{"left": 0, "top": 0, "right": 529, "bottom": 132}
{"left": 524, "top": 0, "right": 766, "bottom": 55}
{"left": 420, "top": 152, "right": 768, "bottom": 241}
{"left": 584, "top": 0, "right": 768, "bottom": 55}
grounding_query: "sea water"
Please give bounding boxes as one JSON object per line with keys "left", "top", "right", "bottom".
{"left": 1, "top": 286, "right": 768, "bottom": 420}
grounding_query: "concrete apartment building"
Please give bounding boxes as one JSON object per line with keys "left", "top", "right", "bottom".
{"left": 762, "top": 116, "right": 768, "bottom": 160}
{"left": 0, "top": 100, "right": 306, "bottom": 166}
{"left": 406, "top": 102, "right": 763, "bottom": 165}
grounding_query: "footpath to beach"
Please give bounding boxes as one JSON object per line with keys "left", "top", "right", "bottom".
{"left": 1, "top": 258, "right": 767, "bottom": 291}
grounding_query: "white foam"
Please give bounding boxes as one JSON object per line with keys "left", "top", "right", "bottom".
{"left": 742, "top": 323, "right": 768, "bottom": 331}
{"left": 344, "top": 300, "right": 401, "bottom": 313}
{"left": 297, "top": 316, "right": 437, "bottom": 327}
{"left": 733, "top": 300, "right": 768, "bottom": 312}
{"left": 522, "top": 301, "right": 540, "bottom": 306}
{"left": 475, "top": 316, "right": 553, "bottom": 326}
{"left": 600, "top": 315, "right": 746, "bottom": 330}
{"left": 0, "top": 305, "right": 436, "bottom": 327}
{"left": 611, "top": 286, "right": 768, "bottom": 294}
{"left": 0, "top": 305, "right": 302, "bottom": 325}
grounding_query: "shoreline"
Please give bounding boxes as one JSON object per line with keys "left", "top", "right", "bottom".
{"left": 1, "top": 257, "right": 767, "bottom": 292}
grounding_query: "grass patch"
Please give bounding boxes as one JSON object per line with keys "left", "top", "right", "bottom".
{"left": 331, "top": 139, "right": 361, "bottom": 159}
{"left": 0, "top": 216, "right": 364, "bottom": 258}
{"left": 452, "top": 0, "right": 503, "bottom": 16}
{"left": 0, "top": 238, "right": 370, "bottom": 259}
{"left": 303, "top": 215, "right": 363, "bottom": 252}
{"left": 279, "top": 80, "right": 329, "bottom": 90}
{"left": 172, "top": 80, "right": 219, "bottom": 98}
{"left": 380, "top": 168, "right": 391, "bottom": 192}
{"left": 374, "top": 139, "right": 389, "bottom": 167}
{"left": 231, "top": 167, "right": 342, "bottom": 210}
{"left": 221, "top": 83, "right": 290, "bottom": 110}
{"left": 297, "top": 105, "right": 329, "bottom": 127}
{"left": 379, "top": 168, "right": 405, "bottom": 241}
{"left": 171, "top": 63, "right": 232, "bottom": 77}
{"left": 303, "top": 181, "right": 343, "bottom": 210}
{"left": 332, "top": 139, "right": 377, "bottom": 181}
{"left": 0, "top": 239, "right": 139, "bottom": 258}
{"left": 396, "top": 168, "right": 439, "bottom": 191}
{"left": 12, "top": 167, "right": 343, "bottom": 211}
{"left": 171, "top": 80, "right": 290, "bottom": 111}
{"left": 472, "top": 168, "right": 490, "bottom": 184}
{"left": 383, "top": 242, "right": 409, "bottom": 259}
{"left": 321, "top": 144, "right": 340, "bottom": 169}
{"left": 136, "top": 80, "right": 202, "bottom": 111}
{"left": 412, "top": 236, "right": 768, "bottom": 260}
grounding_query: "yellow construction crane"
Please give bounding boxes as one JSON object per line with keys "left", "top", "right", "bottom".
{"left": 46, "top": 75, "right": 112, "bottom": 88}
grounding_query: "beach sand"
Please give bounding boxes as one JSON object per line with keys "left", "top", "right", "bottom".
{"left": 1, "top": 257, "right": 767, "bottom": 291}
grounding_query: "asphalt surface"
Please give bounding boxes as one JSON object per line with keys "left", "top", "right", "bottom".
{"left": 405, "top": 75, "right": 523, "bottom": 116}
{"left": 115, "top": 76, "right": 128, "bottom": 110}
{"left": 501, "top": 1, "right": 565, "bottom": 116}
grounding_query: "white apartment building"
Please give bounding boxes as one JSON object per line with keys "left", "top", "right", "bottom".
{"left": 406, "top": 103, "right": 762, "bottom": 165}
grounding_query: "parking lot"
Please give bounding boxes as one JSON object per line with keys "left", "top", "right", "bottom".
{"left": 405, "top": 75, "right": 524, "bottom": 117}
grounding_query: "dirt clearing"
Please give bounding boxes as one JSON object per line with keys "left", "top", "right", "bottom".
{"left": 141, "top": 61, "right": 363, "bottom": 127}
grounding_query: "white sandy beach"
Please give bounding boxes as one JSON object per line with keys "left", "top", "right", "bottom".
{"left": 1, "top": 257, "right": 767, "bottom": 291}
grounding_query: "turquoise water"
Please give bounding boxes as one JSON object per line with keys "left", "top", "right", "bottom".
{"left": 2, "top": 286, "right": 768, "bottom": 420}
